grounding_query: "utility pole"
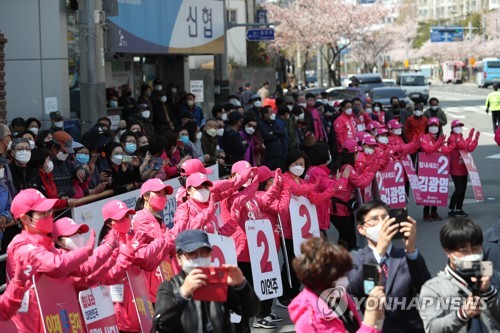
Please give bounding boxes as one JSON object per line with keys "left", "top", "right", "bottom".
{"left": 79, "top": 0, "right": 106, "bottom": 133}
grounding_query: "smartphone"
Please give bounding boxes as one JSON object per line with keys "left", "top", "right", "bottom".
{"left": 122, "top": 155, "right": 133, "bottom": 163}
{"left": 389, "top": 207, "right": 408, "bottom": 239}
{"left": 480, "top": 261, "right": 493, "bottom": 277}
{"left": 192, "top": 266, "right": 228, "bottom": 302}
{"left": 362, "top": 263, "right": 381, "bottom": 295}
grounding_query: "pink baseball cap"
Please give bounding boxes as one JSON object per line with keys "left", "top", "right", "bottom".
{"left": 451, "top": 119, "right": 464, "bottom": 128}
{"left": 52, "top": 217, "right": 89, "bottom": 239}
{"left": 362, "top": 135, "right": 377, "bottom": 146}
{"left": 387, "top": 119, "right": 403, "bottom": 129}
{"left": 342, "top": 139, "right": 359, "bottom": 153}
{"left": 186, "top": 172, "right": 213, "bottom": 188}
{"left": 231, "top": 160, "right": 252, "bottom": 174}
{"left": 258, "top": 166, "right": 274, "bottom": 183}
{"left": 140, "top": 178, "right": 173, "bottom": 197}
{"left": 428, "top": 117, "right": 440, "bottom": 126}
{"left": 102, "top": 200, "right": 135, "bottom": 221}
{"left": 355, "top": 132, "right": 370, "bottom": 142}
{"left": 11, "top": 189, "right": 58, "bottom": 219}
{"left": 366, "top": 121, "right": 384, "bottom": 131}
{"left": 180, "top": 159, "right": 213, "bottom": 176}
{"left": 376, "top": 127, "right": 389, "bottom": 136}
{"left": 333, "top": 101, "right": 341, "bottom": 107}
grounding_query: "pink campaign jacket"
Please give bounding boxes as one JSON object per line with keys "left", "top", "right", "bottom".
{"left": 6, "top": 231, "right": 90, "bottom": 333}
{"left": 447, "top": 132, "right": 478, "bottom": 176}
{"left": 175, "top": 175, "right": 249, "bottom": 206}
{"left": 419, "top": 133, "right": 455, "bottom": 155}
{"left": 334, "top": 113, "right": 358, "bottom": 152}
{"left": 332, "top": 164, "right": 375, "bottom": 217}
{"left": 388, "top": 133, "right": 419, "bottom": 159}
{"left": 174, "top": 198, "right": 219, "bottom": 234}
{"left": 0, "top": 280, "right": 28, "bottom": 320}
{"left": 289, "top": 287, "right": 380, "bottom": 333}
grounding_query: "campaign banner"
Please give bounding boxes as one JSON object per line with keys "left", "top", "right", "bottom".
{"left": 377, "top": 161, "right": 406, "bottom": 209}
{"left": 459, "top": 151, "right": 484, "bottom": 201}
{"left": 72, "top": 165, "right": 218, "bottom": 244}
{"left": 127, "top": 268, "right": 154, "bottom": 333}
{"left": 207, "top": 233, "right": 238, "bottom": 266}
{"left": 401, "top": 155, "right": 423, "bottom": 203}
{"left": 34, "top": 275, "right": 84, "bottom": 333}
{"left": 0, "top": 320, "right": 17, "bottom": 333}
{"left": 245, "top": 219, "right": 283, "bottom": 301}
{"left": 289, "top": 196, "right": 320, "bottom": 257}
{"left": 417, "top": 153, "right": 450, "bottom": 206}
{"left": 79, "top": 286, "right": 119, "bottom": 333}
{"left": 157, "top": 258, "right": 176, "bottom": 282}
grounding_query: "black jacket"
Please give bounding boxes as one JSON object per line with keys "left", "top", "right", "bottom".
{"left": 258, "top": 119, "right": 285, "bottom": 158}
{"left": 154, "top": 272, "right": 259, "bottom": 333}
{"left": 222, "top": 127, "right": 246, "bottom": 166}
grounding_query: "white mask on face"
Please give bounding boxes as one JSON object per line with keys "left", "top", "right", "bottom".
{"left": 111, "top": 154, "right": 123, "bottom": 165}
{"left": 429, "top": 126, "right": 439, "bottom": 134}
{"left": 187, "top": 100, "right": 195, "bottom": 107}
{"left": 29, "top": 127, "right": 39, "bottom": 135}
{"left": 155, "top": 85, "right": 162, "bottom": 91}
{"left": 430, "top": 106, "right": 438, "bottom": 111}
{"left": 298, "top": 102, "right": 307, "bottom": 108}
{"left": 392, "top": 128, "right": 402, "bottom": 136}
{"left": 206, "top": 128, "right": 217, "bottom": 137}
{"left": 322, "top": 99, "right": 328, "bottom": 105}
{"left": 269, "top": 113, "right": 276, "bottom": 121}
{"left": 453, "top": 127, "right": 463, "bottom": 134}
{"left": 182, "top": 256, "right": 211, "bottom": 273}
{"left": 44, "top": 160, "right": 54, "bottom": 173}
{"left": 196, "top": 132, "right": 202, "bottom": 140}
{"left": 377, "top": 136, "right": 389, "bottom": 145}
{"left": 245, "top": 127, "right": 255, "bottom": 135}
{"left": 217, "top": 128, "right": 224, "bottom": 136}
{"left": 62, "top": 234, "right": 85, "bottom": 250}
{"left": 192, "top": 188, "right": 210, "bottom": 203}
{"left": 15, "top": 150, "right": 31, "bottom": 163}
{"left": 253, "top": 101, "right": 262, "bottom": 108}
{"left": 365, "top": 108, "right": 373, "bottom": 114}
{"left": 54, "top": 121, "right": 64, "bottom": 128}
{"left": 289, "top": 165, "right": 305, "bottom": 177}
{"left": 374, "top": 107, "right": 381, "bottom": 112}
{"left": 364, "top": 147, "right": 375, "bottom": 155}
{"left": 160, "top": 96, "right": 167, "bottom": 103}
{"left": 328, "top": 100, "right": 335, "bottom": 107}
{"left": 56, "top": 151, "right": 68, "bottom": 161}
{"left": 141, "top": 111, "right": 151, "bottom": 119}
{"left": 345, "top": 108, "right": 353, "bottom": 116}
{"left": 109, "top": 100, "right": 118, "bottom": 108}
{"left": 221, "top": 113, "right": 228, "bottom": 121}
{"left": 297, "top": 113, "right": 305, "bottom": 120}
{"left": 287, "top": 105, "right": 294, "bottom": 111}
{"left": 365, "top": 223, "right": 382, "bottom": 243}
{"left": 414, "top": 110, "right": 423, "bottom": 117}
{"left": 453, "top": 253, "right": 483, "bottom": 268}
{"left": 28, "top": 140, "right": 35, "bottom": 149}
{"left": 335, "top": 276, "right": 349, "bottom": 289}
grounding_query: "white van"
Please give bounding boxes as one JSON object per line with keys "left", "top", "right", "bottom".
{"left": 396, "top": 73, "right": 430, "bottom": 104}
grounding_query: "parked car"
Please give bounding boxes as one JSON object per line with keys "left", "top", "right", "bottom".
{"left": 382, "top": 79, "right": 396, "bottom": 87}
{"left": 326, "top": 87, "right": 368, "bottom": 104}
{"left": 368, "top": 87, "right": 411, "bottom": 110}
{"left": 349, "top": 74, "right": 385, "bottom": 93}
{"left": 396, "top": 72, "right": 430, "bottom": 104}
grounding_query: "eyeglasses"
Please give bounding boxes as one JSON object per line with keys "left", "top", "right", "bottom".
{"left": 363, "top": 214, "right": 389, "bottom": 226}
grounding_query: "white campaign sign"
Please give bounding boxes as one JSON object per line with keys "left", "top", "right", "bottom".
{"left": 207, "top": 233, "right": 237, "bottom": 267}
{"left": 79, "top": 286, "right": 118, "bottom": 329}
{"left": 289, "top": 196, "right": 320, "bottom": 256}
{"left": 245, "top": 219, "right": 283, "bottom": 300}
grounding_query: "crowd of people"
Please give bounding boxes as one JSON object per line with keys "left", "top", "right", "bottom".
{"left": 0, "top": 79, "right": 498, "bottom": 333}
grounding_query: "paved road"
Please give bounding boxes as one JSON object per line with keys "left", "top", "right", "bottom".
{"left": 251, "top": 83, "right": 500, "bottom": 332}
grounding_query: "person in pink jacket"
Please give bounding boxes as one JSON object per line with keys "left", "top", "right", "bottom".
{"left": 334, "top": 100, "right": 358, "bottom": 153}
{"left": 365, "top": 120, "right": 384, "bottom": 137}
{"left": 331, "top": 139, "right": 376, "bottom": 250}
{"left": 419, "top": 117, "right": 456, "bottom": 222}
{"left": 7, "top": 189, "right": 94, "bottom": 333}
{"left": 289, "top": 237, "right": 385, "bottom": 333}
{"left": 387, "top": 119, "right": 419, "bottom": 159}
{"left": 447, "top": 120, "right": 480, "bottom": 218}
{"left": 278, "top": 150, "right": 347, "bottom": 308}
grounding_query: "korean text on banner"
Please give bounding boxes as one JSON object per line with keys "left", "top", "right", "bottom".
{"left": 208, "top": 233, "right": 238, "bottom": 266}
{"left": 190, "top": 80, "right": 204, "bottom": 102}
{"left": 127, "top": 267, "right": 154, "bottom": 333}
{"left": 245, "top": 219, "right": 283, "bottom": 301}
{"left": 401, "top": 155, "right": 423, "bottom": 203}
{"left": 34, "top": 275, "right": 84, "bottom": 333}
{"left": 417, "top": 153, "right": 450, "bottom": 206}
{"left": 459, "top": 150, "right": 484, "bottom": 201}
{"left": 377, "top": 161, "right": 406, "bottom": 209}
{"left": 289, "top": 196, "right": 320, "bottom": 257}
{"left": 79, "top": 286, "right": 119, "bottom": 332}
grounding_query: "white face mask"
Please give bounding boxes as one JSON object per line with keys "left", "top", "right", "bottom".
{"left": 298, "top": 102, "right": 307, "bottom": 108}
{"left": 44, "top": 160, "right": 54, "bottom": 173}
{"left": 321, "top": 99, "right": 327, "bottom": 105}
{"left": 141, "top": 111, "right": 151, "bottom": 119}
{"left": 221, "top": 113, "right": 228, "bottom": 121}
{"left": 364, "top": 147, "right": 375, "bottom": 155}
{"left": 192, "top": 188, "right": 210, "bottom": 203}
{"left": 414, "top": 110, "right": 423, "bottom": 117}
{"left": 344, "top": 108, "right": 353, "bottom": 116}
{"left": 28, "top": 140, "right": 35, "bottom": 149}
{"left": 0, "top": 168, "right": 4, "bottom": 178}
{"left": 217, "top": 128, "right": 224, "bottom": 136}
{"left": 109, "top": 100, "right": 118, "bottom": 108}
{"left": 160, "top": 96, "right": 167, "bottom": 103}
{"left": 335, "top": 276, "right": 349, "bottom": 289}
{"left": 453, "top": 253, "right": 483, "bottom": 269}
{"left": 182, "top": 256, "right": 211, "bottom": 273}
{"left": 111, "top": 154, "right": 123, "bottom": 165}
{"left": 365, "top": 108, "right": 373, "bottom": 114}
{"left": 377, "top": 136, "right": 389, "bottom": 145}
{"left": 289, "top": 165, "right": 305, "bottom": 177}
{"left": 206, "top": 128, "right": 217, "bottom": 137}
{"left": 430, "top": 106, "right": 438, "bottom": 111}
{"left": 392, "top": 128, "right": 402, "bottom": 136}
{"left": 364, "top": 223, "right": 382, "bottom": 243}
{"left": 297, "top": 113, "right": 305, "bottom": 120}
{"left": 62, "top": 234, "right": 85, "bottom": 250}
{"left": 155, "top": 85, "right": 162, "bottom": 91}
{"left": 245, "top": 127, "right": 255, "bottom": 135}
{"left": 187, "top": 100, "right": 195, "bottom": 107}
{"left": 374, "top": 107, "right": 381, "bottom": 112}
{"left": 15, "top": 150, "right": 31, "bottom": 163}
{"left": 253, "top": 101, "right": 262, "bottom": 108}
{"left": 56, "top": 151, "right": 68, "bottom": 161}
{"left": 171, "top": 87, "right": 177, "bottom": 94}
{"left": 54, "top": 121, "right": 64, "bottom": 128}
{"left": 287, "top": 105, "right": 294, "bottom": 111}
{"left": 453, "top": 127, "right": 463, "bottom": 134}
{"left": 29, "top": 127, "right": 39, "bottom": 135}
{"left": 429, "top": 126, "right": 439, "bottom": 134}
{"left": 328, "top": 100, "right": 335, "bottom": 107}
{"left": 269, "top": 113, "right": 276, "bottom": 121}
{"left": 196, "top": 132, "right": 202, "bottom": 140}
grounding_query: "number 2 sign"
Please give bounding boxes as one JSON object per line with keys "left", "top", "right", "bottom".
{"left": 289, "top": 196, "right": 320, "bottom": 256}
{"left": 207, "top": 233, "right": 237, "bottom": 267}
{"left": 246, "top": 219, "right": 283, "bottom": 300}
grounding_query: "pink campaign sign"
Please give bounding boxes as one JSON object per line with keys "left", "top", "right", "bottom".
{"left": 401, "top": 156, "right": 423, "bottom": 203}
{"left": 459, "top": 150, "right": 484, "bottom": 201}
{"left": 126, "top": 267, "right": 154, "bottom": 333}
{"left": 79, "top": 286, "right": 119, "bottom": 333}
{"left": 34, "top": 275, "right": 85, "bottom": 333}
{"left": 417, "top": 153, "right": 450, "bottom": 206}
{"left": 0, "top": 320, "right": 17, "bottom": 332}
{"left": 377, "top": 161, "right": 406, "bottom": 208}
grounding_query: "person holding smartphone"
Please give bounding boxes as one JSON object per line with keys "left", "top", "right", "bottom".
{"left": 347, "top": 200, "right": 431, "bottom": 333}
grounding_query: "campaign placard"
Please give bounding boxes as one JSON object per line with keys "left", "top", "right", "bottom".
{"left": 245, "top": 219, "right": 283, "bottom": 301}
{"left": 127, "top": 268, "right": 154, "bottom": 333}
{"left": 377, "top": 161, "right": 406, "bottom": 208}
{"left": 417, "top": 153, "right": 450, "bottom": 206}
{"left": 289, "top": 196, "right": 320, "bottom": 257}
{"left": 207, "top": 233, "right": 238, "bottom": 266}
{"left": 401, "top": 155, "right": 423, "bottom": 203}
{"left": 156, "top": 258, "right": 176, "bottom": 282}
{"left": 79, "top": 286, "right": 119, "bottom": 333}
{"left": 459, "top": 150, "right": 484, "bottom": 201}
{"left": 0, "top": 320, "right": 17, "bottom": 333}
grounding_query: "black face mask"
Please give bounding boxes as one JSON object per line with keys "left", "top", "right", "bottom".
{"left": 138, "top": 145, "right": 149, "bottom": 155}
{"left": 392, "top": 104, "right": 399, "bottom": 109}
{"left": 126, "top": 91, "right": 132, "bottom": 97}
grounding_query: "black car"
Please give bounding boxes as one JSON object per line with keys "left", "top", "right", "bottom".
{"left": 368, "top": 87, "right": 411, "bottom": 109}
{"left": 349, "top": 74, "right": 385, "bottom": 93}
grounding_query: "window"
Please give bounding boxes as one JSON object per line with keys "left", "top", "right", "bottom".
{"left": 226, "top": 9, "right": 237, "bottom": 23}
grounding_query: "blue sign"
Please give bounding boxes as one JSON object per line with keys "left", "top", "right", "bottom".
{"left": 430, "top": 26, "right": 464, "bottom": 43}
{"left": 256, "top": 9, "right": 267, "bottom": 24}
{"left": 246, "top": 28, "right": 275, "bottom": 41}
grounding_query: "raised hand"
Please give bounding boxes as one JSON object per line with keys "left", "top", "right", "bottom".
{"left": 84, "top": 229, "right": 96, "bottom": 255}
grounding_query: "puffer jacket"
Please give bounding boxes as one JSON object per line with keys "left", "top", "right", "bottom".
{"left": 6, "top": 231, "right": 90, "bottom": 333}
{"left": 447, "top": 132, "right": 478, "bottom": 176}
